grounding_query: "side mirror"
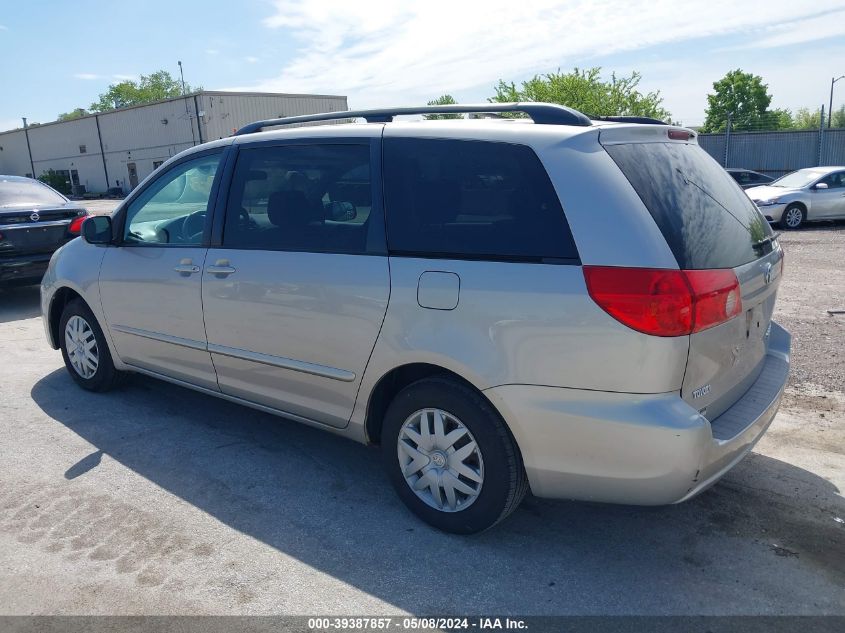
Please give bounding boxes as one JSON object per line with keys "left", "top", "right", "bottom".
{"left": 82, "top": 215, "right": 113, "bottom": 244}
{"left": 814, "top": 182, "right": 829, "bottom": 190}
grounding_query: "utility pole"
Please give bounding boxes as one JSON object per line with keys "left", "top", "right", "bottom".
{"left": 22, "top": 117, "right": 35, "bottom": 178}
{"left": 724, "top": 112, "right": 732, "bottom": 168}
{"left": 178, "top": 61, "right": 186, "bottom": 95}
{"left": 829, "top": 75, "right": 844, "bottom": 128}
{"left": 175, "top": 61, "right": 196, "bottom": 146}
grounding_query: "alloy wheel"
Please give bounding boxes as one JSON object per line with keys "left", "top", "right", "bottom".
{"left": 785, "top": 207, "right": 803, "bottom": 228}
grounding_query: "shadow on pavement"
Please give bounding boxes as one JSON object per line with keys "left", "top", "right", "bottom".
{"left": 31, "top": 368, "right": 845, "bottom": 614}
{"left": 0, "top": 285, "right": 41, "bottom": 324}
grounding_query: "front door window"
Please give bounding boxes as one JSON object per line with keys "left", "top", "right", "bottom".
{"left": 123, "top": 153, "right": 221, "bottom": 246}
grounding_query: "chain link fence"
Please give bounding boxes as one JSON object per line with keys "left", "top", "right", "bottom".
{"left": 697, "top": 121, "right": 845, "bottom": 178}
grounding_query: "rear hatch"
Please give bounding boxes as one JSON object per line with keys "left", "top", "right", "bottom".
{"left": 0, "top": 205, "right": 85, "bottom": 257}
{"left": 601, "top": 128, "right": 784, "bottom": 421}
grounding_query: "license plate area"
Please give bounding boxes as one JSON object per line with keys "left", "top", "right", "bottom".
{"left": 5, "top": 225, "right": 68, "bottom": 251}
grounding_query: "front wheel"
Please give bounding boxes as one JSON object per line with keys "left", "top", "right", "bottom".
{"left": 59, "top": 299, "right": 123, "bottom": 392}
{"left": 381, "top": 376, "right": 528, "bottom": 534}
{"left": 780, "top": 204, "right": 805, "bottom": 229}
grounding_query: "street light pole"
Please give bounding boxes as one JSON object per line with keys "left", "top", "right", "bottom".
{"left": 829, "top": 75, "right": 845, "bottom": 129}
{"left": 178, "top": 60, "right": 186, "bottom": 95}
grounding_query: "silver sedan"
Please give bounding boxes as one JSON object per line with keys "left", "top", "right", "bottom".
{"left": 747, "top": 166, "right": 845, "bottom": 229}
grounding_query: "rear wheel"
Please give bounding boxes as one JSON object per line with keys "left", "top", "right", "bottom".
{"left": 780, "top": 204, "right": 805, "bottom": 229}
{"left": 59, "top": 299, "right": 123, "bottom": 392}
{"left": 381, "top": 376, "right": 528, "bottom": 534}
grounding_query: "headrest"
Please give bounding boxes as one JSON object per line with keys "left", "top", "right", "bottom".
{"left": 267, "top": 190, "right": 323, "bottom": 228}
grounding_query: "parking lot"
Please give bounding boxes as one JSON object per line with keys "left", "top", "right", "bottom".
{"left": 0, "top": 218, "right": 843, "bottom": 615}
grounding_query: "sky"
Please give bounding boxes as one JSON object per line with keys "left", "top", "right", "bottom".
{"left": 1, "top": 0, "right": 844, "bottom": 132}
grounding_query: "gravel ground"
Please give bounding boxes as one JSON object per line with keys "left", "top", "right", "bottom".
{"left": 775, "top": 223, "right": 845, "bottom": 393}
{"left": 0, "top": 214, "right": 842, "bottom": 616}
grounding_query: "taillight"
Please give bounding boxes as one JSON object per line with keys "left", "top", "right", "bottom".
{"left": 68, "top": 215, "right": 87, "bottom": 235}
{"left": 583, "top": 266, "right": 742, "bottom": 337}
{"left": 684, "top": 270, "right": 742, "bottom": 332}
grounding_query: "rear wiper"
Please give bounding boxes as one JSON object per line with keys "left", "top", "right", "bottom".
{"left": 752, "top": 232, "right": 780, "bottom": 248}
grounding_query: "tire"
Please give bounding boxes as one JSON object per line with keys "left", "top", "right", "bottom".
{"left": 780, "top": 204, "right": 805, "bottom": 229}
{"left": 59, "top": 298, "right": 123, "bottom": 392}
{"left": 381, "top": 376, "right": 528, "bottom": 534}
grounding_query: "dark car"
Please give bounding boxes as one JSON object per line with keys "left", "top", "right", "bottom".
{"left": 726, "top": 168, "right": 774, "bottom": 189}
{"left": 0, "top": 175, "right": 88, "bottom": 286}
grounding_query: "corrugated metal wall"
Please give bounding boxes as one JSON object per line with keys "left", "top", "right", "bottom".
{"left": 699, "top": 129, "right": 845, "bottom": 177}
{"left": 200, "top": 93, "right": 348, "bottom": 139}
{"left": 0, "top": 92, "right": 347, "bottom": 194}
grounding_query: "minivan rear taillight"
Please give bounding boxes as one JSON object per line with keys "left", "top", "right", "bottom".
{"left": 583, "top": 266, "right": 742, "bottom": 337}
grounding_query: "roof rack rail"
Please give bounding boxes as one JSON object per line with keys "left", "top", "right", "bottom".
{"left": 589, "top": 115, "right": 669, "bottom": 125}
{"left": 234, "top": 102, "right": 593, "bottom": 135}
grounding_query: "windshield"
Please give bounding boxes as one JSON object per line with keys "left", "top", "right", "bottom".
{"left": 0, "top": 178, "right": 67, "bottom": 206}
{"left": 771, "top": 170, "right": 823, "bottom": 188}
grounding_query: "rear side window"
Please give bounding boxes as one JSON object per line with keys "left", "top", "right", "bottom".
{"left": 383, "top": 138, "right": 579, "bottom": 262}
{"left": 605, "top": 142, "right": 774, "bottom": 269}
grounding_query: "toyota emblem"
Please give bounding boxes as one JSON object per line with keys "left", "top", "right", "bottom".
{"left": 29, "top": 210, "right": 40, "bottom": 222}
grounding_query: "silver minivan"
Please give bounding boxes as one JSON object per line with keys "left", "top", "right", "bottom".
{"left": 41, "top": 104, "right": 790, "bottom": 533}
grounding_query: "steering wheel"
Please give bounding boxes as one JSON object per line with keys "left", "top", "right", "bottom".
{"left": 182, "top": 210, "right": 206, "bottom": 242}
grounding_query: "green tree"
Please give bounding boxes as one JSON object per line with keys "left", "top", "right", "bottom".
{"left": 834, "top": 105, "right": 845, "bottom": 128}
{"left": 702, "top": 70, "right": 791, "bottom": 132}
{"left": 57, "top": 108, "right": 89, "bottom": 122}
{"left": 791, "top": 105, "right": 845, "bottom": 129}
{"left": 425, "top": 94, "right": 462, "bottom": 119}
{"left": 489, "top": 67, "right": 672, "bottom": 121}
{"left": 38, "top": 169, "right": 71, "bottom": 195}
{"left": 88, "top": 70, "right": 200, "bottom": 113}
{"left": 792, "top": 107, "right": 822, "bottom": 130}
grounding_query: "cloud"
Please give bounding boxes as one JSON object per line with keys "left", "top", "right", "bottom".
{"left": 245, "top": 56, "right": 259, "bottom": 63}
{"left": 73, "top": 73, "right": 101, "bottom": 80}
{"left": 248, "top": 0, "right": 845, "bottom": 107}
{"left": 205, "top": 48, "right": 220, "bottom": 55}
{"left": 0, "top": 24, "right": 8, "bottom": 31}
{"left": 726, "top": 8, "right": 845, "bottom": 49}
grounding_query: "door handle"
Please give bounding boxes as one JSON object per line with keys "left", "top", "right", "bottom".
{"left": 206, "top": 259, "right": 236, "bottom": 277}
{"left": 174, "top": 258, "right": 200, "bottom": 275}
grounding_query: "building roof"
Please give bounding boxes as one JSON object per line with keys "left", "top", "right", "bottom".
{"left": 0, "top": 90, "right": 348, "bottom": 135}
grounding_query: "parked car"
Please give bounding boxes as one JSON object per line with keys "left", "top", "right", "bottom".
{"left": 746, "top": 166, "right": 845, "bottom": 229}
{"left": 0, "top": 175, "right": 87, "bottom": 286}
{"left": 40, "top": 104, "right": 790, "bottom": 533}
{"left": 726, "top": 168, "right": 774, "bottom": 189}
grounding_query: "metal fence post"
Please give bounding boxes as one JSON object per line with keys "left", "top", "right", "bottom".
{"left": 724, "top": 113, "right": 732, "bottom": 167}
{"left": 818, "top": 104, "right": 825, "bottom": 166}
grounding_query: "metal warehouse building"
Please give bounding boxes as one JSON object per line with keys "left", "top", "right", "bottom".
{"left": 0, "top": 91, "right": 348, "bottom": 195}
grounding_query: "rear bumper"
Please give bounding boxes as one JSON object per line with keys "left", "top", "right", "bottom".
{"left": 484, "top": 322, "right": 791, "bottom": 505}
{"left": 0, "top": 253, "right": 52, "bottom": 285}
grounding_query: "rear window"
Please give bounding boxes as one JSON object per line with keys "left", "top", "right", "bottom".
{"left": 0, "top": 178, "right": 67, "bottom": 206}
{"left": 383, "top": 138, "right": 579, "bottom": 262}
{"left": 605, "top": 142, "right": 774, "bottom": 269}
